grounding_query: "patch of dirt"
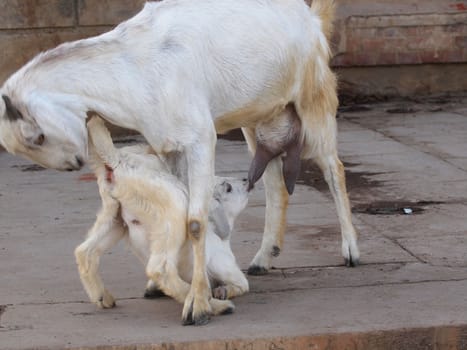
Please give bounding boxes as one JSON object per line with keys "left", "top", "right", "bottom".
{"left": 338, "top": 105, "right": 373, "bottom": 113}
{"left": 285, "top": 225, "right": 339, "bottom": 251}
{"left": 286, "top": 225, "right": 338, "bottom": 239}
{"left": 352, "top": 200, "right": 445, "bottom": 215}
{"left": 297, "top": 161, "right": 384, "bottom": 192}
{"left": 11, "top": 164, "right": 46, "bottom": 172}
{"left": 0, "top": 305, "right": 6, "bottom": 328}
{"left": 386, "top": 106, "right": 418, "bottom": 114}
{"left": 338, "top": 93, "right": 391, "bottom": 106}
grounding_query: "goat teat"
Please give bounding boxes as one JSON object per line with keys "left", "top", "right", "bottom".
{"left": 248, "top": 104, "right": 303, "bottom": 195}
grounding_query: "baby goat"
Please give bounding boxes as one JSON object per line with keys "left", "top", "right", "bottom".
{"left": 75, "top": 117, "right": 249, "bottom": 323}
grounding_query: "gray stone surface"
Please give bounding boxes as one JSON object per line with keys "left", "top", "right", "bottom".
{"left": 0, "top": 96, "right": 466, "bottom": 349}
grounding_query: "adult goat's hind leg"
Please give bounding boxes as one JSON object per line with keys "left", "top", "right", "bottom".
{"left": 243, "top": 126, "right": 289, "bottom": 275}
{"left": 298, "top": 48, "right": 360, "bottom": 267}
{"left": 315, "top": 154, "right": 360, "bottom": 266}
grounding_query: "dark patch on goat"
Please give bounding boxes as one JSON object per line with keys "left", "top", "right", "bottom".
{"left": 2, "top": 95, "right": 23, "bottom": 121}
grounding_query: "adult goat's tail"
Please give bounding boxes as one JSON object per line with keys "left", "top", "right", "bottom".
{"left": 310, "top": 0, "right": 336, "bottom": 41}
{"left": 86, "top": 113, "right": 119, "bottom": 169}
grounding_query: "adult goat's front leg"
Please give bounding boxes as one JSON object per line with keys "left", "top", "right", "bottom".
{"left": 249, "top": 157, "right": 289, "bottom": 275}
{"left": 242, "top": 127, "right": 289, "bottom": 275}
{"left": 181, "top": 132, "right": 228, "bottom": 325}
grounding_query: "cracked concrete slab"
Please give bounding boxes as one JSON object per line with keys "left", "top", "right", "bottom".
{"left": 1, "top": 96, "right": 467, "bottom": 349}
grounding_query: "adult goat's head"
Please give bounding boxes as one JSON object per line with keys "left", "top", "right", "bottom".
{"left": 0, "top": 91, "right": 87, "bottom": 171}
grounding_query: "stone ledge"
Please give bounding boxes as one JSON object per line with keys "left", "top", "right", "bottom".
{"left": 336, "top": 63, "right": 467, "bottom": 101}
{"left": 349, "top": 13, "right": 467, "bottom": 28}
{"left": 66, "top": 325, "right": 467, "bottom": 350}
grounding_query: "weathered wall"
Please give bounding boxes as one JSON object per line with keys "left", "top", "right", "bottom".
{"left": 332, "top": 1, "right": 466, "bottom": 67}
{"left": 0, "top": 0, "right": 466, "bottom": 98}
{"left": 0, "top": 0, "right": 146, "bottom": 84}
{"left": 330, "top": 0, "right": 467, "bottom": 99}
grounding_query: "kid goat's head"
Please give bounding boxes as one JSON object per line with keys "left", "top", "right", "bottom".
{"left": 0, "top": 91, "right": 87, "bottom": 171}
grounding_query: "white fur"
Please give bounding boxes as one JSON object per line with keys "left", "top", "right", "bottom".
{"left": 75, "top": 117, "right": 248, "bottom": 316}
{"left": 0, "top": 0, "right": 360, "bottom": 320}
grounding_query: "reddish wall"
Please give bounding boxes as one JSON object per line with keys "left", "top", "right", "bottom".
{"left": 0, "top": 0, "right": 466, "bottom": 97}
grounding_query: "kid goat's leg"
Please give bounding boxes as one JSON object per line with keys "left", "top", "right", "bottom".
{"left": 145, "top": 246, "right": 234, "bottom": 317}
{"left": 242, "top": 127, "right": 289, "bottom": 275}
{"left": 75, "top": 200, "right": 126, "bottom": 308}
{"left": 210, "top": 252, "right": 249, "bottom": 300}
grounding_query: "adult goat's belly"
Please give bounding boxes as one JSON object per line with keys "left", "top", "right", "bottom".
{"left": 210, "top": 50, "right": 303, "bottom": 134}
{"left": 215, "top": 102, "right": 290, "bottom": 135}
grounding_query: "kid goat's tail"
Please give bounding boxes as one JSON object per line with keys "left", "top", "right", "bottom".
{"left": 86, "top": 113, "right": 119, "bottom": 169}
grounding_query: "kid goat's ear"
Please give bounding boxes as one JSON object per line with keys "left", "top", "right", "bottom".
{"left": 209, "top": 204, "right": 231, "bottom": 240}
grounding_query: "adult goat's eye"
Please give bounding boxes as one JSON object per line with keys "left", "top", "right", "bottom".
{"left": 35, "top": 133, "right": 45, "bottom": 146}
{"left": 226, "top": 183, "right": 232, "bottom": 193}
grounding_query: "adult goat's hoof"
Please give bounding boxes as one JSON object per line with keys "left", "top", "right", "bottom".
{"left": 343, "top": 242, "right": 360, "bottom": 267}
{"left": 344, "top": 256, "right": 360, "bottom": 267}
{"left": 182, "top": 299, "right": 212, "bottom": 326}
{"left": 182, "top": 302, "right": 211, "bottom": 326}
{"left": 247, "top": 265, "right": 269, "bottom": 276}
{"left": 144, "top": 287, "right": 166, "bottom": 299}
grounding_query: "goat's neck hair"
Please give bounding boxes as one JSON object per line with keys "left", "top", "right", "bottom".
{"left": 8, "top": 31, "right": 120, "bottom": 97}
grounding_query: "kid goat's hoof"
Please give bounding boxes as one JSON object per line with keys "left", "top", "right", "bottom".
{"left": 97, "top": 290, "right": 116, "bottom": 308}
{"left": 212, "top": 286, "right": 228, "bottom": 300}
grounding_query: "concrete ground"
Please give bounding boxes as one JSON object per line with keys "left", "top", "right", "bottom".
{"left": 1, "top": 95, "right": 466, "bottom": 350}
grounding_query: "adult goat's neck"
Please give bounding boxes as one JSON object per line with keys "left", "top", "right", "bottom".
{"left": 5, "top": 30, "right": 139, "bottom": 125}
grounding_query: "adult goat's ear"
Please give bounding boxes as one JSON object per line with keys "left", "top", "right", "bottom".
{"left": 2, "top": 95, "right": 23, "bottom": 121}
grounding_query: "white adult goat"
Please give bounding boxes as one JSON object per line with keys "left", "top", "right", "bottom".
{"left": 0, "top": 0, "right": 360, "bottom": 325}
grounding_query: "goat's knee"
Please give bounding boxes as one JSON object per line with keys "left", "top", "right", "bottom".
{"left": 75, "top": 244, "right": 91, "bottom": 274}
{"left": 188, "top": 219, "right": 202, "bottom": 240}
{"left": 145, "top": 262, "right": 163, "bottom": 284}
